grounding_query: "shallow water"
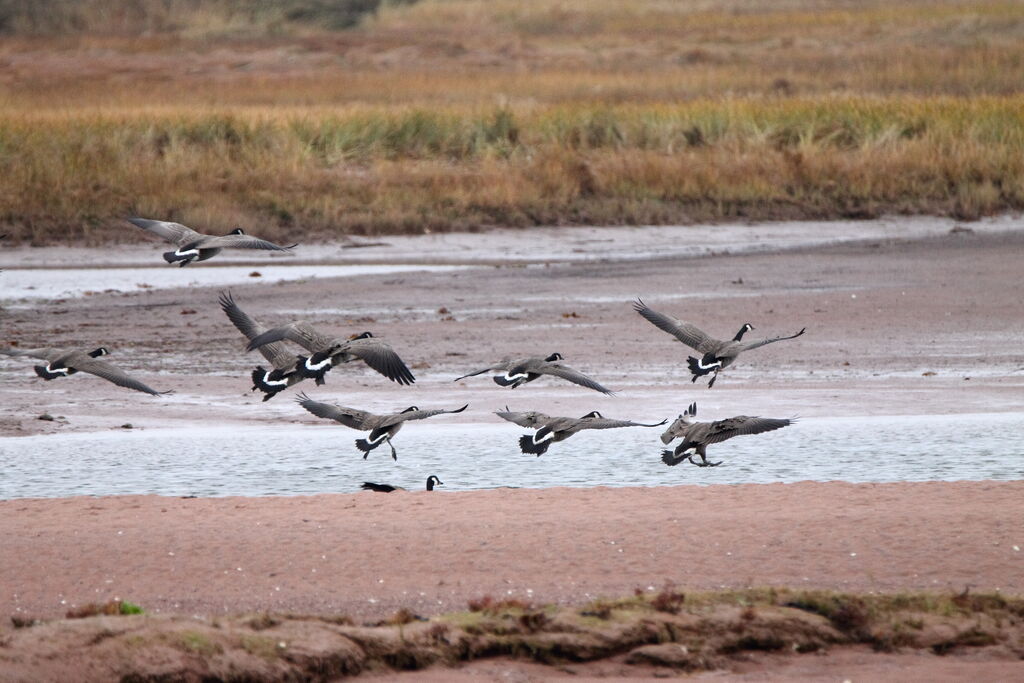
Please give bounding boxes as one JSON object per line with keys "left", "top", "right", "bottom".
{"left": 0, "top": 264, "right": 468, "bottom": 300}
{"left": 1, "top": 413, "right": 1021, "bottom": 499}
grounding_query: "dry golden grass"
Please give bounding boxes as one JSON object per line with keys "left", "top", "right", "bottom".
{"left": 1, "top": 0, "right": 1023, "bottom": 241}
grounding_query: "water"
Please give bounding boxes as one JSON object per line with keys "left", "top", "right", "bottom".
{"left": 1, "top": 413, "right": 1021, "bottom": 499}
{"left": 0, "top": 264, "right": 469, "bottom": 301}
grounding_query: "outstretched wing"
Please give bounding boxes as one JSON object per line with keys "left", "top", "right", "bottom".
{"left": 294, "top": 392, "right": 377, "bottom": 429}
{"left": 380, "top": 404, "right": 468, "bottom": 427}
{"left": 64, "top": 354, "right": 168, "bottom": 396}
{"left": 538, "top": 362, "right": 615, "bottom": 395}
{"left": 738, "top": 328, "right": 807, "bottom": 352}
{"left": 453, "top": 359, "right": 509, "bottom": 382}
{"left": 193, "top": 233, "right": 296, "bottom": 252}
{"left": 0, "top": 347, "right": 63, "bottom": 361}
{"left": 246, "top": 322, "right": 334, "bottom": 353}
{"left": 632, "top": 299, "right": 719, "bottom": 353}
{"left": 704, "top": 416, "right": 793, "bottom": 444}
{"left": 127, "top": 218, "right": 200, "bottom": 245}
{"left": 578, "top": 416, "right": 668, "bottom": 430}
{"left": 218, "top": 292, "right": 297, "bottom": 370}
{"left": 494, "top": 407, "right": 554, "bottom": 428}
{"left": 340, "top": 339, "right": 416, "bottom": 386}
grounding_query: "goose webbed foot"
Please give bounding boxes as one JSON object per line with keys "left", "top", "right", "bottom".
{"left": 388, "top": 439, "right": 397, "bottom": 461}
{"left": 707, "top": 374, "right": 718, "bottom": 389}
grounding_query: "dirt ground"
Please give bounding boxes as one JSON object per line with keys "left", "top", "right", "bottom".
{"left": 1, "top": 224, "right": 1023, "bottom": 679}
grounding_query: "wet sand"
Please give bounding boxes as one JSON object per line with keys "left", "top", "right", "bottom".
{"left": 4, "top": 481, "right": 1022, "bottom": 621}
{"left": 1, "top": 221, "right": 1022, "bottom": 439}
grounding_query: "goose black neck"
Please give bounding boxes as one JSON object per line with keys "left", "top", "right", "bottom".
{"left": 732, "top": 325, "right": 750, "bottom": 342}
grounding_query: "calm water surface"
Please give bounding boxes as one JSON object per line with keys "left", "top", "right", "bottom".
{"left": 1, "top": 413, "right": 1021, "bottom": 499}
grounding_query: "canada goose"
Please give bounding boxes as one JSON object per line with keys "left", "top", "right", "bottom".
{"left": 455, "top": 354, "right": 614, "bottom": 395}
{"left": 127, "top": 218, "right": 296, "bottom": 266}
{"left": 361, "top": 475, "right": 444, "bottom": 493}
{"left": 0, "top": 346, "right": 170, "bottom": 395}
{"left": 660, "top": 402, "right": 793, "bottom": 467}
{"left": 496, "top": 407, "right": 666, "bottom": 456}
{"left": 295, "top": 393, "right": 467, "bottom": 460}
{"left": 247, "top": 322, "right": 414, "bottom": 386}
{"left": 218, "top": 291, "right": 307, "bottom": 401}
{"left": 633, "top": 299, "right": 805, "bottom": 388}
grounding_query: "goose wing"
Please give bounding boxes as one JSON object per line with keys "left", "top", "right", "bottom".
{"left": 703, "top": 416, "right": 793, "bottom": 445}
{"left": 0, "top": 347, "right": 64, "bottom": 361}
{"left": 380, "top": 404, "right": 468, "bottom": 427}
{"left": 127, "top": 218, "right": 201, "bottom": 245}
{"left": 218, "top": 292, "right": 296, "bottom": 369}
{"left": 538, "top": 362, "right": 615, "bottom": 395}
{"left": 494, "top": 407, "right": 555, "bottom": 428}
{"left": 246, "top": 322, "right": 334, "bottom": 353}
{"left": 62, "top": 353, "right": 168, "bottom": 396}
{"left": 294, "top": 392, "right": 378, "bottom": 429}
{"left": 632, "top": 299, "right": 719, "bottom": 353}
{"left": 453, "top": 359, "right": 511, "bottom": 382}
{"left": 576, "top": 416, "right": 668, "bottom": 431}
{"left": 738, "top": 327, "right": 807, "bottom": 352}
{"left": 192, "top": 233, "right": 296, "bottom": 252}
{"left": 337, "top": 338, "right": 416, "bottom": 386}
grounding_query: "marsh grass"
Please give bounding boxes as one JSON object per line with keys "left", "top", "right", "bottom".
{"left": 3, "top": 97, "right": 1023, "bottom": 242}
{"left": 2, "top": 0, "right": 1024, "bottom": 240}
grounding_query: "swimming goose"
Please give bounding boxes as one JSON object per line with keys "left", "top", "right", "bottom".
{"left": 218, "top": 291, "right": 307, "bottom": 401}
{"left": 660, "top": 402, "right": 793, "bottom": 467}
{"left": 632, "top": 299, "right": 805, "bottom": 388}
{"left": 455, "top": 354, "right": 614, "bottom": 395}
{"left": 0, "top": 346, "right": 170, "bottom": 395}
{"left": 247, "top": 322, "right": 414, "bottom": 386}
{"left": 496, "top": 407, "right": 666, "bottom": 456}
{"left": 361, "top": 475, "right": 444, "bottom": 493}
{"left": 295, "top": 393, "right": 467, "bottom": 460}
{"left": 127, "top": 217, "right": 296, "bottom": 266}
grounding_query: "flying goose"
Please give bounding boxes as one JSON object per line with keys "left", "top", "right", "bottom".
{"left": 295, "top": 393, "right": 467, "bottom": 460}
{"left": 632, "top": 299, "right": 805, "bottom": 388}
{"left": 127, "top": 217, "right": 296, "bottom": 266}
{"left": 496, "top": 407, "right": 666, "bottom": 456}
{"left": 247, "top": 322, "right": 414, "bottom": 386}
{"left": 361, "top": 475, "right": 444, "bottom": 493}
{"left": 455, "top": 354, "right": 614, "bottom": 395}
{"left": 660, "top": 402, "right": 793, "bottom": 467}
{"left": 0, "top": 346, "right": 170, "bottom": 395}
{"left": 218, "top": 291, "right": 307, "bottom": 401}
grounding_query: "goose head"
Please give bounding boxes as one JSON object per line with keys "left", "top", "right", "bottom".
{"left": 580, "top": 410, "right": 603, "bottom": 419}
{"left": 545, "top": 352, "right": 563, "bottom": 362}
{"left": 401, "top": 406, "right": 420, "bottom": 413}
{"left": 732, "top": 323, "right": 755, "bottom": 342}
{"left": 228, "top": 228, "right": 246, "bottom": 235}
{"left": 350, "top": 331, "right": 374, "bottom": 340}
{"left": 426, "top": 475, "right": 444, "bottom": 491}
{"left": 88, "top": 347, "right": 110, "bottom": 358}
